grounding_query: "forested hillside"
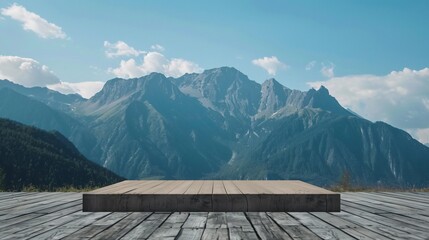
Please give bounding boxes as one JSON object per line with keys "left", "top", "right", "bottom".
{"left": 0, "top": 118, "right": 124, "bottom": 191}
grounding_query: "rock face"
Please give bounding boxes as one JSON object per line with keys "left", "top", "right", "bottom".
{"left": 77, "top": 73, "right": 231, "bottom": 179}
{"left": 1, "top": 67, "right": 428, "bottom": 187}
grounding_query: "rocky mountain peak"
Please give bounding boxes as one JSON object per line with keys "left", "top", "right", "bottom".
{"left": 303, "top": 85, "right": 350, "bottom": 115}
{"left": 176, "top": 67, "right": 261, "bottom": 124}
{"left": 258, "top": 78, "right": 291, "bottom": 117}
{"left": 262, "top": 78, "right": 280, "bottom": 86}
{"left": 317, "top": 85, "right": 330, "bottom": 95}
{"left": 90, "top": 73, "right": 183, "bottom": 105}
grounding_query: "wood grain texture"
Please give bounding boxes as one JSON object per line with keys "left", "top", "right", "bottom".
{"left": 83, "top": 180, "right": 340, "bottom": 212}
{"left": 0, "top": 192, "right": 429, "bottom": 239}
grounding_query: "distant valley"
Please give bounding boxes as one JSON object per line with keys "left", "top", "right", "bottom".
{"left": 1, "top": 67, "right": 428, "bottom": 187}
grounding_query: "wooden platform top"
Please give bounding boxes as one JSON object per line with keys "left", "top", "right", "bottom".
{"left": 1, "top": 192, "right": 429, "bottom": 239}
{"left": 86, "top": 180, "right": 336, "bottom": 195}
{"left": 83, "top": 180, "right": 340, "bottom": 212}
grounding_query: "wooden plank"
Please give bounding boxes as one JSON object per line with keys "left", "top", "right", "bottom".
{"left": 134, "top": 181, "right": 183, "bottom": 212}
{"left": 158, "top": 212, "right": 189, "bottom": 228}
{"left": 331, "top": 210, "right": 423, "bottom": 240}
{"left": 177, "top": 181, "right": 211, "bottom": 212}
{"left": 206, "top": 212, "right": 227, "bottom": 229}
{"left": 290, "top": 212, "right": 355, "bottom": 240}
{"left": 342, "top": 200, "right": 429, "bottom": 231}
{"left": 175, "top": 181, "right": 209, "bottom": 212}
{"left": 226, "top": 212, "right": 259, "bottom": 240}
{"left": 127, "top": 180, "right": 167, "bottom": 194}
{"left": 182, "top": 212, "right": 208, "bottom": 229}
{"left": 264, "top": 180, "right": 340, "bottom": 212}
{"left": 340, "top": 202, "right": 428, "bottom": 239}
{"left": 176, "top": 228, "right": 204, "bottom": 240}
{"left": 184, "top": 181, "right": 205, "bottom": 194}
{"left": 342, "top": 194, "right": 429, "bottom": 216}
{"left": 223, "top": 180, "right": 247, "bottom": 212}
{"left": 0, "top": 201, "right": 82, "bottom": 236}
{"left": 361, "top": 192, "right": 429, "bottom": 210}
{"left": 169, "top": 181, "right": 194, "bottom": 194}
{"left": 350, "top": 192, "right": 428, "bottom": 209}
{"left": 82, "top": 180, "right": 163, "bottom": 212}
{"left": 311, "top": 212, "right": 391, "bottom": 240}
{"left": 379, "top": 213, "right": 429, "bottom": 231}
{"left": 62, "top": 212, "right": 129, "bottom": 239}
{"left": 155, "top": 181, "right": 186, "bottom": 194}
{"left": 226, "top": 212, "right": 254, "bottom": 231}
{"left": 0, "top": 192, "right": 71, "bottom": 212}
{"left": 1, "top": 210, "right": 92, "bottom": 239}
{"left": 0, "top": 213, "right": 44, "bottom": 230}
{"left": 232, "top": 181, "right": 271, "bottom": 212}
{"left": 234, "top": 181, "right": 335, "bottom": 212}
{"left": 106, "top": 180, "right": 159, "bottom": 194}
{"left": 148, "top": 227, "right": 181, "bottom": 240}
{"left": 121, "top": 213, "right": 169, "bottom": 239}
{"left": 0, "top": 197, "right": 81, "bottom": 230}
{"left": 377, "top": 192, "right": 429, "bottom": 204}
{"left": 169, "top": 181, "right": 196, "bottom": 212}
{"left": 247, "top": 212, "right": 292, "bottom": 240}
{"left": 145, "top": 212, "right": 188, "bottom": 240}
{"left": 28, "top": 212, "right": 112, "bottom": 240}
{"left": 229, "top": 227, "right": 259, "bottom": 240}
{"left": 212, "top": 181, "right": 229, "bottom": 211}
{"left": 267, "top": 212, "right": 321, "bottom": 240}
{"left": 202, "top": 228, "right": 229, "bottom": 240}
{"left": 0, "top": 192, "right": 38, "bottom": 203}
{"left": 267, "top": 181, "right": 340, "bottom": 212}
{"left": 88, "top": 180, "right": 136, "bottom": 193}
{"left": 0, "top": 196, "right": 79, "bottom": 223}
{"left": 4, "top": 193, "right": 80, "bottom": 216}
{"left": 91, "top": 212, "right": 151, "bottom": 240}
{"left": 198, "top": 180, "right": 213, "bottom": 194}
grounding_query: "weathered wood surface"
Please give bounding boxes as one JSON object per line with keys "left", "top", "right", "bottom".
{"left": 83, "top": 180, "right": 340, "bottom": 212}
{"left": 0, "top": 192, "right": 428, "bottom": 239}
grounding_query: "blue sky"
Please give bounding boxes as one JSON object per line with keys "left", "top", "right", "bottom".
{"left": 1, "top": 0, "right": 428, "bottom": 89}
{"left": 1, "top": 0, "right": 429, "bottom": 143}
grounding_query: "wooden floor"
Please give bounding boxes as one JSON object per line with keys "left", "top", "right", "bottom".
{"left": 83, "top": 180, "right": 340, "bottom": 212}
{"left": 0, "top": 192, "right": 428, "bottom": 239}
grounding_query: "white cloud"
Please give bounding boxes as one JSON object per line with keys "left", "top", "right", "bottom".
{"left": 0, "top": 55, "right": 60, "bottom": 87}
{"left": 47, "top": 81, "right": 105, "bottom": 99}
{"left": 321, "top": 62, "right": 335, "bottom": 78}
{"left": 109, "top": 51, "right": 203, "bottom": 78}
{"left": 104, "top": 41, "right": 145, "bottom": 58}
{"left": 305, "top": 61, "right": 316, "bottom": 71}
{"left": 308, "top": 67, "right": 429, "bottom": 144}
{"left": 0, "top": 55, "right": 104, "bottom": 98}
{"left": 1, "top": 3, "right": 66, "bottom": 39}
{"left": 252, "top": 56, "right": 287, "bottom": 75}
{"left": 407, "top": 128, "right": 429, "bottom": 145}
{"left": 150, "top": 44, "right": 165, "bottom": 51}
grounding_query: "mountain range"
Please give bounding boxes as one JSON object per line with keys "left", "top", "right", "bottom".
{"left": 1, "top": 66, "right": 429, "bottom": 187}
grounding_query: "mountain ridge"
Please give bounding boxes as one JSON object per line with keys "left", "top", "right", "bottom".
{"left": 1, "top": 67, "right": 428, "bottom": 187}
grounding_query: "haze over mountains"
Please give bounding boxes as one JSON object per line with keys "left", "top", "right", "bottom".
{"left": 1, "top": 67, "right": 428, "bottom": 187}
